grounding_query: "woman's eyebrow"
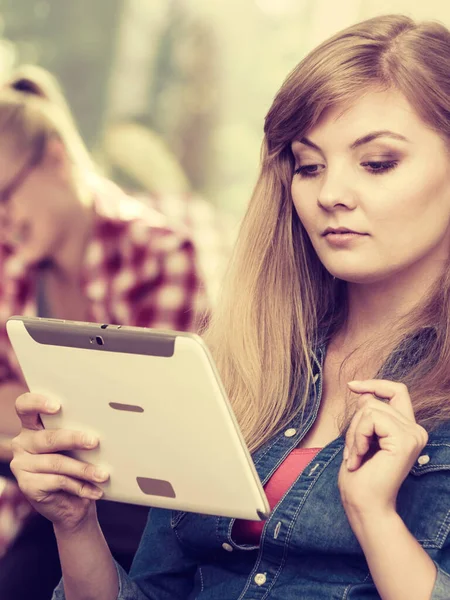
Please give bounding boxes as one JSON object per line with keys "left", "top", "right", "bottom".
{"left": 349, "top": 130, "right": 410, "bottom": 149}
{"left": 296, "top": 130, "right": 410, "bottom": 152}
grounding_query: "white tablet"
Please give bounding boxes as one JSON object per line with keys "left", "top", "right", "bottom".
{"left": 6, "top": 316, "right": 270, "bottom": 521}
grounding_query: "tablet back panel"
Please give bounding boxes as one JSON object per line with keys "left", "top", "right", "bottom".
{"left": 7, "top": 317, "right": 270, "bottom": 520}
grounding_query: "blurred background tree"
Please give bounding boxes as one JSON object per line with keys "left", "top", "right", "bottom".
{"left": 103, "top": 0, "right": 219, "bottom": 198}
{"left": 0, "top": 0, "right": 123, "bottom": 147}
{"left": 0, "top": 0, "right": 449, "bottom": 216}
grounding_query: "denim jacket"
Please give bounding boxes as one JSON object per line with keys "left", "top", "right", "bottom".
{"left": 53, "top": 339, "right": 450, "bottom": 599}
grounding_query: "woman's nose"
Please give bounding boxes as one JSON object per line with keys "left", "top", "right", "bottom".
{"left": 316, "top": 173, "right": 357, "bottom": 211}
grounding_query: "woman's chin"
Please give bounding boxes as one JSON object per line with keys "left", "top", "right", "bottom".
{"left": 327, "top": 268, "right": 387, "bottom": 285}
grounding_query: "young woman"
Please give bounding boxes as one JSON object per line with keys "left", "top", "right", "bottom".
{"left": 11, "top": 13, "right": 450, "bottom": 600}
{"left": 0, "top": 65, "right": 208, "bottom": 599}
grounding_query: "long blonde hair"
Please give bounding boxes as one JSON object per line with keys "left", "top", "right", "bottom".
{"left": 0, "top": 64, "right": 94, "bottom": 171}
{"left": 203, "top": 14, "right": 450, "bottom": 453}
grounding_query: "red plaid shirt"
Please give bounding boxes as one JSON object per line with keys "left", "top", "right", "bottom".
{"left": 0, "top": 177, "right": 211, "bottom": 556}
{"left": 137, "top": 191, "right": 238, "bottom": 306}
{"left": 0, "top": 176, "right": 209, "bottom": 386}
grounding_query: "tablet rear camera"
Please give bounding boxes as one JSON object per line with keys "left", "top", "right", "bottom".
{"left": 95, "top": 336, "right": 104, "bottom": 346}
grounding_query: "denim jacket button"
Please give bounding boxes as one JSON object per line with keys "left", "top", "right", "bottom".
{"left": 417, "top": 454, "right": 430, "bottom": 465}
{"left": 254, "top": 573, "right": 267, "bottom": 586}
{"left": 284, "top": 428, "right": 297, "bottom": 438}
{"left": 222, "top": 543, "right": 233, "bottom": 552}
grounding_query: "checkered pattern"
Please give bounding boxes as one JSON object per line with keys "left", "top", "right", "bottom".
{"left": 0, "top": 177, "right": 226, "bottom": 556}
{"left": 137, "top": 191, "right": 238, "bottom": 306}
{"left": 0, "top": 177, "right": 212, "bottom": 386}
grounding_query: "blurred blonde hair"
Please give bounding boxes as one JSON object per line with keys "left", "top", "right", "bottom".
{"left": 0, "top": 64, "right": 94, "bottom": 172}
{"left": 203, "top": 14, "right": 450, "bottom": 453}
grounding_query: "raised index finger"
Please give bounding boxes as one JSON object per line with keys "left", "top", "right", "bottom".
{"left": 347, "top": 379, "right": 415, "bottom": 421}
{"left": 15, "top": 392, "right": 60, "bottom": 431}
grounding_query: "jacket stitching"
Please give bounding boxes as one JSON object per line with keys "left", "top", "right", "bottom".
{"left": 419, "top": 508, "right": 450, "bottom": 548}
{"left": 171, "top": 511, "right": 186, "bottom": 528}
{"left": 199, "top": 567, "right": 204, "bottom": 592}
{"left": 341, "top": 570, "right": 373, "bottom": 599}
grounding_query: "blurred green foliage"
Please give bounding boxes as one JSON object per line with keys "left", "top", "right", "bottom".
{"left": 0, "top": 0, "right": 122, "bottom": 147}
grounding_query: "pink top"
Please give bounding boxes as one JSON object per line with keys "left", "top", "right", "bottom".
{"left": 232, "top": 447, "right": 322, "bottom": 545}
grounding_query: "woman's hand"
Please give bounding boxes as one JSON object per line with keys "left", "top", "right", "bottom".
{"left": 10, "top": 392, "right": 109, "bottom": 532}
{"left": 338, "top": 379, "right": 428, "bottom": 519}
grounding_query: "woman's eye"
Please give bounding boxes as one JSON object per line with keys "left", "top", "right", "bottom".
{"left": 294, "top": 160, "right": 398, "bottom": 179}
{"left": 293, "top": 164, "right": 323, "bottom": 178}
{"left": 293, "top": 160, "right": 399, "bottom": 179}
{"left": 361, "top": 160, "right": 399, "bottom": 174}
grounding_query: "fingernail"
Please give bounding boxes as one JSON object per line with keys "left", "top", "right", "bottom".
{"left": 90, "top": 488, "right": 103, "bottom": 499}
{"left": 94, "top": 468, "right": 109, "bottom": 481}
{"left": 83, "top": 434, "right": 97, "bottom": 447}
{"left": 347, "top": 380, "right": 361, "bottom": 387}
{"left": 343, "top": 446, "right": 349, "bottom": 461}
{"left": 45, "top": 400, "right": 60, "bottom": 412}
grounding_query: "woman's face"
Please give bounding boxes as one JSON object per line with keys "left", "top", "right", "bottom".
{"left": 0, "top": 140, "right": 74, "bottom": 266}
{"left": 291, "top": 89, "right": 450, "bottom": 285}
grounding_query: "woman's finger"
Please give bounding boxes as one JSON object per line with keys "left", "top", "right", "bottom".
{"left": 18, "top": 471, "right": 104, "bottom": 502}
{"left": 347, "top": 407, "right": 424, "bottom": 471}
{"left": 15, "top": 392, "right": 60, "bottom": 431}
{"left": 347, "top": 379, "right": 415, "bottom": 421}
{"left": 344, "top": 401, "right": 368, "bottom": 460}
{"left": 11, "top": 452, "right": 109, "bottom": 485}
{"left": 344, "top": 392, "right": 404, "bottom": 462}
{"left": 355, "top": 395, "right": 411, "bottom": 426}
{"left": 350, "top": 409, "right": 397, "bottom": 470}
{"left": 15, "top": 428, "right": 98, "bottom": 455}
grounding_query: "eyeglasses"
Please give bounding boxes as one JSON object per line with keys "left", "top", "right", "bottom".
{"left": 0, "top": 134, "right": 46, "bottom": 206}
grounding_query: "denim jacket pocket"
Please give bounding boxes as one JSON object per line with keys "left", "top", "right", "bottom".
{"left": 398, "top": 442, "right": 450, "bottom": 549}
{"left": 170, "top": 510, "right": 224, "bottom": 558}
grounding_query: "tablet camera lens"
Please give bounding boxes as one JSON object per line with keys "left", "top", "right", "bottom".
{"left": 95, "top": 336, "right": 104, "bottom": 346}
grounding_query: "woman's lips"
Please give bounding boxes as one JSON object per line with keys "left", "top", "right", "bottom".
{"left": 323, "top": 231, "right": 368, "bottom": 246}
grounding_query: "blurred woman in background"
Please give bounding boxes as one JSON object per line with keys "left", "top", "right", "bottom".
{"left": 0, "top": 64, "right": 208, "bottom": 600}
